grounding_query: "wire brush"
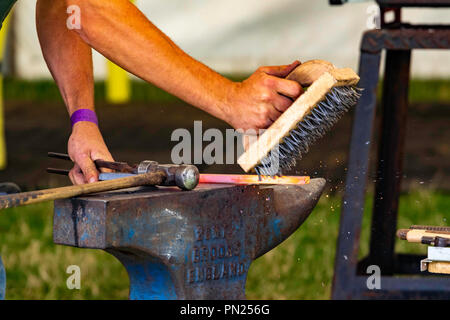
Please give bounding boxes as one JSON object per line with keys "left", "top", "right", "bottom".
{"left": 238, "top": 59, "right": 362, "bottom": 177}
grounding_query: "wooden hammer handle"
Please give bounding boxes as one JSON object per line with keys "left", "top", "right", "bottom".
{"left": 0, "top": 171, "right": 166, "bottom": 210}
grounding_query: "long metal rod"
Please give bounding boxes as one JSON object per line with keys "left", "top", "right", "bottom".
{"left": 199, "top": 174, "right": 310, "bottom": 185}
{"left": 48, "top": 167, "right": 311, "bottom": 186}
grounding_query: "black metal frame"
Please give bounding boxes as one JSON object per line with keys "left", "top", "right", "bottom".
{"left": 331, "top": 4, "right": 450, "bottom": 299}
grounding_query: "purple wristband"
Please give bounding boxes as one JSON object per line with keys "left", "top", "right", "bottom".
{"left": 70, "top": 109, "right": 98, "bottom": 127}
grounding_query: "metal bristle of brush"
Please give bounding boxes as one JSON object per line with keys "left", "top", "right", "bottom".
{"left": 254, "top": 85, "right": 362, "bottom": 177}
{"left": 238, "top": 60, "right": 362, "bottom": 178}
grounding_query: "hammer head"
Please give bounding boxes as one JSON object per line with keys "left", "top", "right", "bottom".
{"left": 137, "top": 161, "right": 199, "bottom": 190}
{"left": 99, "top": 161, "right": 200, "bottom": 190}
{"left": 160, "top": 165, "right": 199, "bottom": 191}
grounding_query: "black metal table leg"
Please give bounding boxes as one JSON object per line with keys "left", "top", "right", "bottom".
{"left": 368, "top": 50, "right": 411, "bottom": 275}
{"left": 332, "top": 25, "right": 450, "bottom": 299}
{"left": 332, "top": 51, "right": 381, "bottom": 299}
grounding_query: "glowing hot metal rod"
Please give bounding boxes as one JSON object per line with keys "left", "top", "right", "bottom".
{"left": 199, "top": 174, "right": 310, "bottom": 185}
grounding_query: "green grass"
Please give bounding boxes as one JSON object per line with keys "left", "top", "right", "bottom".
{"left": 247, "top": 190, "right": 448, "bottom": 300}
{"left": 3, "top": 75, "right": 246, "bottom": 104}
{"left": 0, "top": 190, "right": 447, "bottom": 300}
{"left": 4, "top": 77, "right": 450, "bottom": 104}
{"left": 0, "top": 203, "right": 128, "bottom": 300}
{"left": 3, "top": 79, "right": 180, "bottom": 104}
{"left": 408, "top": 79, "right": 450, "bottom": 103}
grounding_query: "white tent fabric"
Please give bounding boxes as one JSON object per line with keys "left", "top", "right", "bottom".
{"left": 12, "top": 0, "right": 450, "bottom": 79}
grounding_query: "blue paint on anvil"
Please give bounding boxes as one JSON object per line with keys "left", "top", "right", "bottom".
{"left": 55, "top": 208, "right": 62, "bottom": 218}
{"left": 0, "top": 255, "right": 6, "bottom": 300}
{"left": 124, "top": 259, "right": 177, "bottom": 300}
{"left": 272, "top": 218, "right": 282, "bottom": 238}
{"left": 80, "top": 231, "right": 89, "bottom": 242}
{"left": 268, "top": 218, "right": 282, "bottom": 245}
{"left": 127, "top": 228, "right": 135, "bottom": 240}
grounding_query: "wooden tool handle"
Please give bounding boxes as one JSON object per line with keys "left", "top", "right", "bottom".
{"left": 286, "top": 59, "right": 335, "bottom": 87}
{"left": 0, "top": 171, "right": 166, "bottom": 210}
{"left": 427, "top": 261, "right": 450, "bottom": 275}
{"left": 397, "top": 229, "right": 450, "bottom": 242}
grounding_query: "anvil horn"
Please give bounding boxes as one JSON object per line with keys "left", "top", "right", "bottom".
{"left": 254, "top": 178, "right": 326, "bottom": 259}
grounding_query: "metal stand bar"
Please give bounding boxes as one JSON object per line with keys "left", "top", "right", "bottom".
{"left": 369, "top": 50, "right": 411, "bottom": 275}
{"left": 332, "top": 51, "right": 381, "bottom": 298}
{"left": 332, "top": 23, "right": 450, "bottom": 299}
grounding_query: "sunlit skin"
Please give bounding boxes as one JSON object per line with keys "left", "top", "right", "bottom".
{"left": 36, "top": 0, "right": 303, "bottom": 185}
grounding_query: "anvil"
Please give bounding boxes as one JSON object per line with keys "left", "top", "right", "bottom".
{"left": 53, "top": 179, "right": 325, "bottom": 300}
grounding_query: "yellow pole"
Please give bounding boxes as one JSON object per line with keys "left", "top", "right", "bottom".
{"left": 105, "top": 0, "right": 134, "bottom": 104}
{"left": 0, "top": 14, "right": 11, "bottom": 170}
{"left": 106, "top": 60, "right": 131, "bottom": 104}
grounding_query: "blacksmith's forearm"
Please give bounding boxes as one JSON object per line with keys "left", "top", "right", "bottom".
{"left": 36, "top": 0, "right": 95, "bottom": 116}
{"left": 70, "top": 0, "right": 233, "bottom": 122}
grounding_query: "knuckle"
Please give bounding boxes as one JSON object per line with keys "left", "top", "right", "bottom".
{"left": 259, "top": 106, "right": 269, "bottom": 118}
{"left": 72, "top": 154, "right": 86, "bottom": 165}
{"left": 259, "top": 90, "right": 272, "bottom": 102}
{"left": 258, "top": 115, "right": 269, "bottom": 128}
{"left": 257, "top": 66, "right": 269, "bottom": 74}
{"left": 263, "top": 75, "right": 274, "bottom": 87}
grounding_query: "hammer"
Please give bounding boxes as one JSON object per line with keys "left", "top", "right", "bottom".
{"left": 0, "top": 158, "right": 199, "bottom": 210}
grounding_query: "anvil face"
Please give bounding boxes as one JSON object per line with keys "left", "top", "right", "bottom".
{"left": 53, "top": 179, "right": 325, "bottom": 300}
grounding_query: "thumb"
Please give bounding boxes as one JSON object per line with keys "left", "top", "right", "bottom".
{"left": 91, "top": 150, "right": 115, "bottom": 173}
{"left": 76, "top": 155, "right": 99, "bottom": 184}
{"left": 261, "top": 60, "right": 301, "bottom": 78}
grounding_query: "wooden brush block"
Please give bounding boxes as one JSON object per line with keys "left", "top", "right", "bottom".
{"left": 427, "top": 261, "right": 450, "bottom": 275}
{"left": 286, "top": 59, "right": 335, "bottom": 87}
{"left": 238, "top": 60, "right": 360, "bottom": 173}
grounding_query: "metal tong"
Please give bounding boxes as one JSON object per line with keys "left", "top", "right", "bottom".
{"left": 47, "top": 152, "right": 136, "bottom": 175}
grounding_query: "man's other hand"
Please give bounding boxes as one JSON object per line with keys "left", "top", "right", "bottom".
{"left": 225, "top": 61, "right": 304, "bottom": 132}
{"left": 67, "top": 122, "right": 114, "bottom": 185}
